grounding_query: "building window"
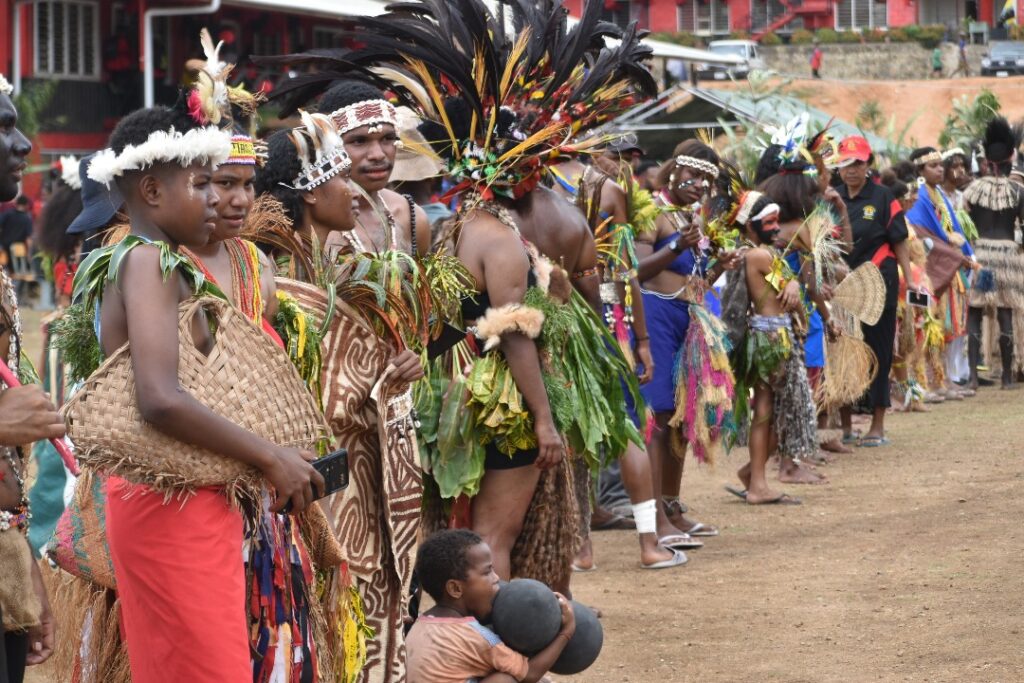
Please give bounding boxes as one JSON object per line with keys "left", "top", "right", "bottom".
{"left": 596, "top": 1, "right": 649, "bottom": 30}
{"left": 250, "top": 33, "right": 283, "bottom": 56}
{"left": 35, "top": 0, "right": 100, "bottom": 79}
{"left": 835, "top": 0, "right": 889, "bottom": 29}
{"left": 749, "top": 0, "right": 791, "bottom": 33}
{"left": 313, "top": 27, "right": 346, "bottom": 50}
{"left": 678, "top": 0, "right": 731, "bottom": 35}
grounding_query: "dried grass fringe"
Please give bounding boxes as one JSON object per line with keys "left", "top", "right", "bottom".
{"left": 510, "top": 456, "right": 579, "bottom": 589}
{"left": 43, "top": 566, "right": 130, "bottom": 683}
{"left": 815, "top": 336, "right": 879, "bottom": 411}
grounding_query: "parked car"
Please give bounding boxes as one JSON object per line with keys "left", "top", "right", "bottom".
{"left": 980, "top": 41, "right": 1024, "bottom": 77}
{"left": 695, "top": 40, "right": 767, "bottom": 81}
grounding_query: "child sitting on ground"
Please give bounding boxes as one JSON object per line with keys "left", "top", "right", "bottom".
{"left": 407, "top": 529, "right": 575, "bottom": 683}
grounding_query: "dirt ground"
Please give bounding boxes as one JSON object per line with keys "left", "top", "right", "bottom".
{"left": 556, "top": 386, "right": 1024, "bottom": 683}
{"left": 15, "top": 310, "right": 1024, "bottom": 682}
{"left": 715, "top": 76, "right": 1024, "bottom": 149}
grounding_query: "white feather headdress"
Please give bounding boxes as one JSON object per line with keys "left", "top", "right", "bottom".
{"left": 0, "top": 74, "right": 12, "bottom": 97}
{"left": 60, "top": 155, "right": 82, "bottom": 190}
{"left": 87, "top": 126, "right": 232, "bottom": 187}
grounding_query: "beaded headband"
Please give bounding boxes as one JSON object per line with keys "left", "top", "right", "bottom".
{"left": 675, "top": 155, "right": 720, "bottom": 179}
{"left": 914, "top": 151, "right": 943, "bottom": 166}
{"left": 225, "top": 134, "right": 257, "bottom": 166}
{"left": 331, "top": 99, "right": 399, "bottom": 136}
{"left": 289, "top": 111, "right": 351, "bottom": 191}
{"left": 0, "top": 74, "right": 11, "bottom": 97}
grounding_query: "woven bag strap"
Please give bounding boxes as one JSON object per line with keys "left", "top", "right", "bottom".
{"left": 176, "top": 295, "right": 232, "bottom": 339}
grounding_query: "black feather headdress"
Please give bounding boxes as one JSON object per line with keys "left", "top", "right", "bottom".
{"left": 258, "top": 0, "right": 656, "bottom": 199}
{"left": 981, "top": 116, "right": 1022, "bottom": 164}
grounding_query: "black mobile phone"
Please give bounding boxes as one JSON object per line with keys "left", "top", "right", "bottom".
{"left": 907, "top": 290, "right": 930, "bottom": 308}
{"left": 281, "top": 448, "right": 348, "bottom": 514}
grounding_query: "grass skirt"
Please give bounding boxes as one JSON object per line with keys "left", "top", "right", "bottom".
{"left": 969, "top": 239, "right": 1024, "bottom": 310}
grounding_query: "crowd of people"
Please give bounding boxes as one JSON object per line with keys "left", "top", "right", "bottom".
{"left": 1, "top": 2, "right": 1022, "bottom": 683}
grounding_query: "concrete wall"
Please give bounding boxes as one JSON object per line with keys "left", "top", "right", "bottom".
{"left": 758, "top": 42, "right": 989, "bottom": 80}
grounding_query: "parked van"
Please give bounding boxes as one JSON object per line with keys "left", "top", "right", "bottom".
{"left": 695, "top": 40, "right": 767, "bottom": 81}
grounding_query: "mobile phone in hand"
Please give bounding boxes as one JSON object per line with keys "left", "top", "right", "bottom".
{"left": 907, "top": 290, "right": 930, "bottom": 308}
{"left": 281, "top": 448, "right": 348, "bottom": 514}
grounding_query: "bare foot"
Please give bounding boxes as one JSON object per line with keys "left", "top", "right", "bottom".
{"left": 910, "top": 400, "right": 931, "bottom": 413}
{"left": 639, "top": 538, "right": 678, "bottom": 567}
{"left": 820, "top": 438, "right": 853, "bottom": 454}
{"left": 746, "top": 486, "right": 801, "bottom": 505}
{"left": 778, "top": 459, "right": 829, "bottom": 485}
{"left": 572, "top": 537, "right": 595, "bottom": 572}
{"left": 737, "top": 464, "right": 751, "bottom": 491}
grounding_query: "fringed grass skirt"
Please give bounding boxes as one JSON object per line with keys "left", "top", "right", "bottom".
{"left": 969, "top": 239, "right": 1024, "bottom": 310}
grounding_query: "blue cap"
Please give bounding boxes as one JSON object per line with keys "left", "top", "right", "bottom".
{"left": 67, "top": 152, "right": 123, "bottom": 235}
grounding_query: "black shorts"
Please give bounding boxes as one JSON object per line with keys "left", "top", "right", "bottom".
{"left": 484, "top": 443, "right": 539, "bottom": 470}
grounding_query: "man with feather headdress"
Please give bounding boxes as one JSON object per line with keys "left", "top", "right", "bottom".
{"left": 964, "top": 117, "right": 1024, "bottom": 389}
{"left": 258, "top": 0, "right": 668, "bottom": 623}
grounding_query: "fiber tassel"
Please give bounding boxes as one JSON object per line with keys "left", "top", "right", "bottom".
{"left": 668, "top": 305, "right": 736, "bottom": 466}
{"left": 611, "top": 304, "right": 635, "bottom": 369}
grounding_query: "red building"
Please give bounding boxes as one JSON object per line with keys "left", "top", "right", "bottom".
{"left": 0, "top": 0, "right": 390, "bottom": 196}
{"left": 563, "top": 0, "right": 1010, "bottom": 37}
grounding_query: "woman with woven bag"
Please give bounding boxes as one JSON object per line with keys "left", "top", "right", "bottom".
{"left": 67, "top": 102, "right": 324, "bottom": 682}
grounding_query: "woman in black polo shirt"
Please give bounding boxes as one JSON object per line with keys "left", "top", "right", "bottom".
{"left": 834, "top": 136, "right": 915, "bottom": 447}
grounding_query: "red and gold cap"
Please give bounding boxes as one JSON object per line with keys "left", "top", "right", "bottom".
{"left": 836, "top": 135, "right": 873, "bottom": 167}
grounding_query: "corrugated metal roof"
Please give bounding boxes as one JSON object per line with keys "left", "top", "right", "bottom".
{"left": 686, "top": 86, "right": 898, "bottom": 153}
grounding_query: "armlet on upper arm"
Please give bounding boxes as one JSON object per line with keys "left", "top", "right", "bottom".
{"left": 472, "top": 304, "right": 545, "bottom": 351}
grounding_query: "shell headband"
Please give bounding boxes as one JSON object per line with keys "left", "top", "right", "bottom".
{"left": 288, "top": 110, "right": 352, "bottom": 191}
{"left": 675, "top": 155, "right": 720, "bottom": 179}
{"left": 331, "top": 99, "right": 399, "bottom": 136}
{"left": 914, "top": 151, "right": 943, "bottom": 167}
{"left": 87, "top": 126, "right": 232, "bottom": 187}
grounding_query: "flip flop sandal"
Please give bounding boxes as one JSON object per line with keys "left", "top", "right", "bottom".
{"left": 641, "top": 548, "right": 688, "bottom": 570}
{"left": 748, "top": 493, "right": 802, "bottom": 506}
{"left": 858, "top": 436, "right": 891, "bottom": 448}
{"left": 686, "top": 522, "right": 720, "bottom": 537}
{"left": 841, "top": 431, "right": 862, "bottom": 445}
{"left": 571, "top": 563, "right": 598, "bottom": 573}
{"left": 724, "top": 485, "right": 749, "bottom": 501}
{"left": 658, "top": 533, "right": 704, "bottom": 550}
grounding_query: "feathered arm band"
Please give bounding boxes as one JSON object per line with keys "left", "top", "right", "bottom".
{"left": 471, "top": 304, "right": 546, "bottom": 352}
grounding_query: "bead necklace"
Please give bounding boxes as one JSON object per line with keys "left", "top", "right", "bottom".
{"left": 347, "top": 192, "right": 397, "bottom": 254}
{"left": 0, "top": 268, "right": 29, "bottom": 533}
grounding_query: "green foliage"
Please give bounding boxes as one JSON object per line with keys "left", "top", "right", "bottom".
{"left": 855, "top": 99, "right": 885, "bottom": 134}
{"left": 761, "top": 32, "right": 783, "bottom": 46}
{"left": 50, "top": 304, "right": 103, "bottom": 383}
{"left": 648, "top": 31, "right": 702, "bottom": 48}
{"left": 12, "top": 80, "right": 63, "bottom": 138}
{"left": 837, "top": 30, "right": 862, "bottom": 43}
{"left": 790, "top": 29, "right": 815, "bottom": 45}
{"left": 815, "top": 28, "right": 839, "bottom": 43}
{"left": 729, "top": 31, "right": 751, "bottom": 40}
{"left": 938, "top": 89, "right": 1001, "bottom": 149}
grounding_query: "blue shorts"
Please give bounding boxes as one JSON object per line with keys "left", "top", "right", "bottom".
{"left": 805, "top": 310, "right": 824, "bottom": 369}
{"left": 638, "top": 293, "right": 692, "bottom": 414}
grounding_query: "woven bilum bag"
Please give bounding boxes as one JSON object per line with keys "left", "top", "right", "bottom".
{"left": 63, "top": 296, "right": 331, "bottom": 500}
